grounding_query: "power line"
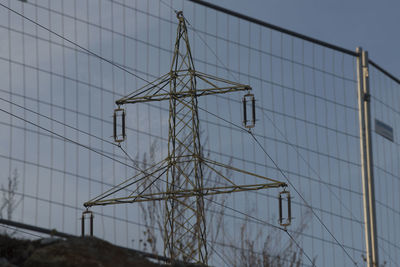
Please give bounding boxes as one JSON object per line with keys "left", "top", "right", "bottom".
{"left": 257, "top": 112, "right": 400, "bottom": 266}
{"left": 0, "top": 97, "right": 316, "bottom": 265}
{"left": 177, "top": 5, "right": 400, "bottom": 265}
{"left": 0, "top": 105, "right": 161, "bottom": 203}
{"left": 0, "top": 116, "right": 362, "bottom": 249}
{"left": 0, "top": 104, "right": 181, "bottom": 207}
{"left": 160, "top": 2, "right": 320, "bottom": 265}
{"left": 1, "top": 93, "right": 353, "bottom": 223}
{"left": 192, "top": 22, "right": 396, "bottom": 265}
{"left": 0, "top": 180, "right": 364, "bottom": 257}
{"left": 198, "top": 82, "right": 365, "bottom": 261}
{"left": 0, "top": 103, "right": 236, "bottom": 265}
{"left": 194, "top": 80, "right": 358, "bottom": 265}
{"left": 0, "top": 217, "right": 185, "bottom": 264}
{"left": 0, "top": 224, "right": 44, "bottom": 239}
{"left": 187, "top": 0, "right": 400, "bottom": 87}
{"left": 0, "top": 96, "right": 117, "bottom": 148}
{"left": 0, "top": 1, "right": 317, "bottom": 265}
{"left": 1, "top": 113, "right": 366, "bottom": 235}
{"left": 169, "top": 4, "right": 359, "bottom": 265}
{"left": 0, "top": 107, "right": 137, "bottom": 170}
{"left": 0, "top": 88, "right": 366, "bottom": 200}
{"left": 205, "top": 197, "right": 315, "bottom": 265}
{"left": 184, "top": 75, "right": 357, "bottom": 264}
{"left": 0, "top": 1, "right": 362, "bottom": 265}
{"left": 179, "top": 8, "right": 357, "bottom": 267}
{"left": 249, "top": 131, "right": 357, "bottom": 266}
{"left": 0, "top": 2, "right": 155, "bottom": 93}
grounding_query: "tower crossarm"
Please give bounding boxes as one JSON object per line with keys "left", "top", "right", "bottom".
{"left": 115, "top": 70, "right": 251, "bottom": 105}
{"left": 82, "top": 155, "right": 286, "bottom": 207}
{"left": 115, "top": 73, "right": 172, "bottom": 105}
{"left": 193, "top": 71, "right": 251, "bottom": 96}
{"left": 81, "top": 182, "right": 285, "bottom": 206}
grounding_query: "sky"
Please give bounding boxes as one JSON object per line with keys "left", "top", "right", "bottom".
{"left": 214, "top": 0, "right": 400, "bottom": 79}
{"left": 0, "top": 0, "right": 399, "bottom": 266}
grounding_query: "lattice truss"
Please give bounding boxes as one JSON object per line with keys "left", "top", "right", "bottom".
{"left": 84, "top": 12, "right": 286, "bottom": 264}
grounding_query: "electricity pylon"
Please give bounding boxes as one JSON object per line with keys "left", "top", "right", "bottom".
{"left": 84, "top": 11, "right": 286, "bottom": 265}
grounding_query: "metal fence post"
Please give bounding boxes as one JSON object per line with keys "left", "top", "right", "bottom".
{"left": 356, "top": 47, "right": 379, "bottom": 267}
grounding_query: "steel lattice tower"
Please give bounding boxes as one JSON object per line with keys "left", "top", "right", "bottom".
{"left": 84, "top": 12, "right": 286, "bottom": 264}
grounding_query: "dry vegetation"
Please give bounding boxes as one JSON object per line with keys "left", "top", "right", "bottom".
{"left": 136, "top": 140, "right": 311, "bottom": 266}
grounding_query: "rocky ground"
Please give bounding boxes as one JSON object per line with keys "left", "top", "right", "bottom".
{"left": 0, "top": 234, "right": 173, "bottom": 267}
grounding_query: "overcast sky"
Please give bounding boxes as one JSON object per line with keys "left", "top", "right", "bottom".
{"left": 1, "top": 1, "right": 399, "bottom": 265}
{"left": 214, "top": 0, "right": 400, "bottom": 78}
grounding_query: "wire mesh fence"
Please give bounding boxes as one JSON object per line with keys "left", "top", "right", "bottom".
{"left": 0, "top": 0, "right": 399, "bottom": 266}
{"left": 369, "top": 63, "right": 400, "bottom": 266}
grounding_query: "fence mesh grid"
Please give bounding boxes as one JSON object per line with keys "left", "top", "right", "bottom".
{"left": 0, "top": 0, "right": 399, "bottom": 266}
{"left": 370, "top": 64, "right": 400, "bottom": 266}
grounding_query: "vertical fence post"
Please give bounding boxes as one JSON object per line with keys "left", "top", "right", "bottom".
{"left": 356, "top": 47, "right": 379, "bottom": 267}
